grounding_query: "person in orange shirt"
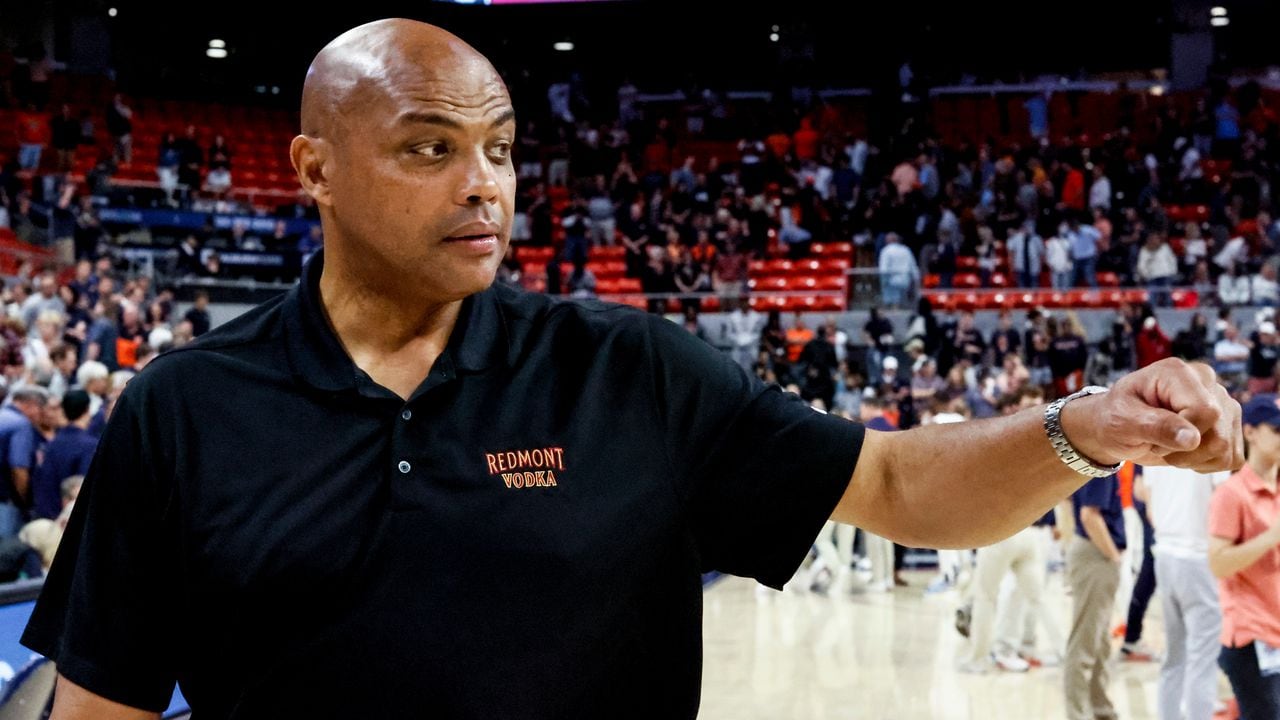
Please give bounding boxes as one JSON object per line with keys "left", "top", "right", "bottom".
{"left": 15, "top": 103, "right": 51, "bottom": 170}
{"left": 785, "top": 313, "right": 814, "bottom": 364}
{"left": 1209, "top": 394, "right": 1280, "bottom": 718}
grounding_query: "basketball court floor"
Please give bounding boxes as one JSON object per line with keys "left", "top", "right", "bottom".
{"left": 699, "top": 570, "right": 1231, "bottom": 720}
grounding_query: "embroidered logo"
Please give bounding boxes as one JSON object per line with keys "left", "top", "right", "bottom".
{"left": 484, "top": 448, "right": 565, "bottom": 489}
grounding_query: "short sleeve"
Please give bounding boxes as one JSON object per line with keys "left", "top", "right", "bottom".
{"left": 645, "top": 316, "right": 864, "bottom": 589}
{"left": 1207, "top": 482, "right": 1243, "bottom": 543}
{"left": 8, "top": 424, "right": 34, "bottom": 470}
{"left": 20, "top": 390, "right": 178, "bottom": 712}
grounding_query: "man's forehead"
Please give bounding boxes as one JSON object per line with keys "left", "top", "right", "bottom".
{"left": 372, "top": 66, "right": 511, "bottom": 124}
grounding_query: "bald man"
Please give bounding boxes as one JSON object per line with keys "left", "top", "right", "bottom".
{"left": 25, "top": 19, "right": 1242, "bottom": 720}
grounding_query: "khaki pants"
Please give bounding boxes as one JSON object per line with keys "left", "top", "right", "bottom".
{"left": 1064, "top": 537, "right": 1120, "bottom": 720}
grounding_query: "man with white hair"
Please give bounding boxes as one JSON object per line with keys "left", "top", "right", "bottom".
{"left": 74, "top": 361, "right": 110, "bottom": 418}
{"left": 20, "top": 273, "right": 65, "bottom": 337}
{"left": 0, "top": 387, "right": 47, "bottom": 537}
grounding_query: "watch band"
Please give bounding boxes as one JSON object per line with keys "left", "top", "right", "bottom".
{"left": 1043, "top": 386, "right": 1123, "bottom": 478}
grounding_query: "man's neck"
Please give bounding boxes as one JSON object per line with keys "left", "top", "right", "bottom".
{"left": 1248, "top": 455, "right": 1280, "bottom": 491}
{"left": 316, "top": 249, "right": 464, "bottom": 400}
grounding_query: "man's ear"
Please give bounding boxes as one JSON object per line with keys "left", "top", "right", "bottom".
{"left": 291, "top": 135, "right": 333, "bottom": 207}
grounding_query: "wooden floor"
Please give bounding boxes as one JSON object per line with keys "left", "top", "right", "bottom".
{"left": 700, "top": 569, "right": 1229, "bottom": 720}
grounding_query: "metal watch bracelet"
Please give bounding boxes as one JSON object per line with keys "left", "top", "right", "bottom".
{"left": 1043, "top": 386, "right": 1123, "bottom": 478}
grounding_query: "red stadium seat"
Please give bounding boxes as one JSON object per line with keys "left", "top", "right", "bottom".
{"left": 923, "top": 291, "right": 953, "bottom": 312}
{"left": 1096, "top": 272, "right": 1121, "bottom": 287}
{"left": 956, "top": 256, "right": 979, "bottom": 270}
{"left": 953, "top": 273, "right": 981, "bottom": 288}
{"left": 809, "top": 241, "right": 852, "bottom": 257}
{"left": 1122, "top": 289, "right": 1150, "bottom": 305}
{"left": 591, "top": 246, "right": 626, "bottom": 260}
{"left": 1170, "top": 289, "right": 1198, "bottom": 309}
{"left": 748, "top": 277, "right": 788, "bottom": 291}
{"left": 812, "top": 276, "right": 846, "bottom": 291}
{"left": 515, "top": 246, "right": 556, "bottom": 263}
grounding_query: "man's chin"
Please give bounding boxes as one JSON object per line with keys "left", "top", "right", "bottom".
{"left": 433, "top": 265, "right": 500, "bottom": 300}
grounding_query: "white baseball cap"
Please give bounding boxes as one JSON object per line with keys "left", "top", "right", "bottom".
{"left": 1262, "top": 321, "right": 1277, "bottom": 335}
{"left": 883, "top": 356, "right": 899, "bottom": 370}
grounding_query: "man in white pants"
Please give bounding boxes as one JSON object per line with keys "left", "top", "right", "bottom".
{"left": 1145, "top": 466, "right": 1228, "bottom": 720}
{"left": 860, "top": 396, "right": 899, "bottom": 592}
{"left": 959, "top": 518, "right": 1049, "bottom": 673}
{"left": 993, "top": 513, "right": 1065, "bottom": 666}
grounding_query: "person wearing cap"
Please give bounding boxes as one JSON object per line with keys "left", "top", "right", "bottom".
{"left": 1247, "top": 321, "right": 1280, "bottom": 394}
{"left": 1136, "top": 315, "right": 1172, "bottom": 369}
{"left": 1208, "top": 394, "right": 1280, "bottom": 718}
{"left": 30, "top": 390, "right": 98, "bottom": 522}
{"left": 22, "top": 19, "right": 1247, "bottom": 719}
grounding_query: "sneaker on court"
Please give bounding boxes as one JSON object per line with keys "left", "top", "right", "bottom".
{"left": 957, "top": 658, "right": 991, "bottom": 675}
{"left": 1120, "top": 642, "right": 1161, "bottom": 662}
{"left": 991, "top": 651, "right": 1030, "bottom": 673}
{"left": 860, "top": 579, "right": 891, "bottom": 594}
{"left": 1018, "top": 649, "right": 1062, "bottom": 668}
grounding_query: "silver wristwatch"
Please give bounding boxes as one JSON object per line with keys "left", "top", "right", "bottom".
{"left": 1043, "top": 386, "right": 1123, "bottom": 478}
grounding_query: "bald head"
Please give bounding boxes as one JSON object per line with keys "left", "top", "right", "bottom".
{"left": 301, "top": 19, "right": 505, "bottom": 141}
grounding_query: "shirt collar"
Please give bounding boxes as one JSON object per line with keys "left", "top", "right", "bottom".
{"left": 282, "top": 248, "right": 510, "bottom": 395}
{"left": 1237, "top": 463, "right": 1279, "bottom": 497}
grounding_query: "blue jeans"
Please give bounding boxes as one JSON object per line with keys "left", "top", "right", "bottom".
{"left": 1072, "top": 257, "right": 1097, "bottom": 288}
{"left": 881, "top": 283, "right": 907, "bottom": 308}
{"left": 0, "top": 502, "right": 22, "bottom": 539}
{"left": 18, "top": 144, "right": 43, "bottom": 170}
{"left": 1220, "top": 643, "right": 1280, "bottom": 720}
{"left": 562, "top": 233, "right": 589, "bottom": 265}
{"left": 1147, "top": 277, "right": 1173, "bottom": 307}
{"left": 1052, "top": 271, "right": 1073, "bottom": 290}
{"left": 1018, "top": 269, "right": 1038, "bottom": 288}
{"left": 1124, "top": 508, "right": 1156, "bottom": 644}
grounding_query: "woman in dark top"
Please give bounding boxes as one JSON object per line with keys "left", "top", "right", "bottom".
{"left": 760, "top": 309, "right": 790, "bottom": 382}
{"left": 1172, "top": 312, "right": 1210, "bottom": 362}
{"left": 1048, "top": 312, "right": 1089, "bottom": 398}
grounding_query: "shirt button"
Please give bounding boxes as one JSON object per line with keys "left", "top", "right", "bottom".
{"left": 401, "top": 409, "right": 412, "bottom": 421}
{"left": 398, "top": 460, "right": 411, "bottom": 474}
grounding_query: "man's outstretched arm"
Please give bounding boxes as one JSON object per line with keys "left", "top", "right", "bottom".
{"left": 833, "top": 359, "right": 1242, "bottom": 549}
{"left": 49, "top": 675, "right": 160, "bottom": 720}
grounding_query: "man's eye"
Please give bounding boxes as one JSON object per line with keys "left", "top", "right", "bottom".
{"left": 490, "top": 142, "right": 513, "bottom": 160}
{"left": 415, "top": 143, "right": 449, "bottom": 159}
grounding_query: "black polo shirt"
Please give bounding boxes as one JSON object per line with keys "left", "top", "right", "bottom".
{"left": 22, "top": 249, "right": 864, "bottom": 719}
